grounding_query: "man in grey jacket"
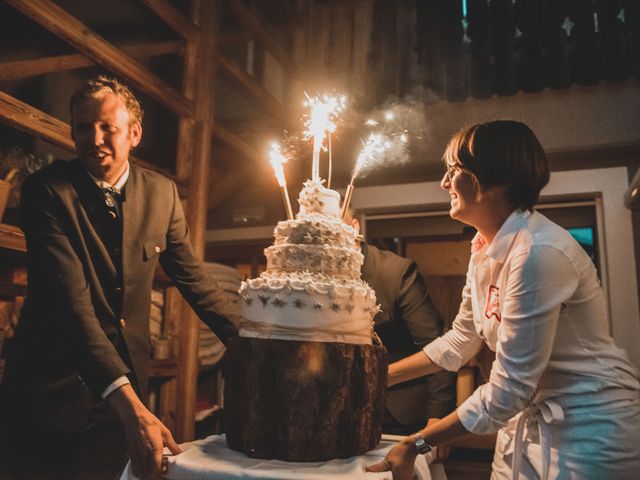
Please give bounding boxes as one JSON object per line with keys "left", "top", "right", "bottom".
{"left": 1, "top": 76, "right": 237, "bottom": 480}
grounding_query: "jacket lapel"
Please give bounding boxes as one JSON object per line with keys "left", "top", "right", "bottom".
{"left": 120, "top": 164, "right": 143, "bottom": 319}
{"left": 67, "top": 160, "right": 118, "bottom": 317}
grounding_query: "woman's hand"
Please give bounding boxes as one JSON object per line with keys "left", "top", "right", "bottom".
{"left": 365, "top": 438, "right": 417, "bottom": 480}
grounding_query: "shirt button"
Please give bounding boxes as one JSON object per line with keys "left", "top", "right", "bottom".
{"left": 119, "top": 318, "right": 126, "bottom": 328}
{"left": 115, "top": 286, "right": 122, "bottom": 293}
{"left": 154, "top": 246, "right": 161, "bottom": 253}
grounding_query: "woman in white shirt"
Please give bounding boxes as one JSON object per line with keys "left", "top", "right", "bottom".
{"left": 367, "top": 120, "right": 640, "bottom": 479}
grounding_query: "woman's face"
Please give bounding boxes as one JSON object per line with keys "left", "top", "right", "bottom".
{"left": 440, "top": 162, "right": 480, "bottom": 224}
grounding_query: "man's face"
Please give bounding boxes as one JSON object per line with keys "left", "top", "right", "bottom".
{"left": 71, "top": 92, "right": 141, "bottom": 181}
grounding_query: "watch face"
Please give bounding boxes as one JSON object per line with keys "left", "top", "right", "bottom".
{"left": 414, "top": 435, "right": 432, "bottom": 455}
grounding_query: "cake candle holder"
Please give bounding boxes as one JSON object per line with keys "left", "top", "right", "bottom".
{"left": 340, "top": 182, "right": 354, "bottom": 219}
{"left": 280, "top": 185, "right": 294, "bottom": 220}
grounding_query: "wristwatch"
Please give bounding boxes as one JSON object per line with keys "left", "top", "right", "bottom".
{"left": 413, "top": 433, "right": 433, "bottom": 455}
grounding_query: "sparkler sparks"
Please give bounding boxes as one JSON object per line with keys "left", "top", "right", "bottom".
{"left": 353, "top": 133, "right": 391, "bottom": 180}
{"left": 269, "top": 142, "right": 288, "bottom": 187}
{"left": 340, "top": 133, "right": 392, "bottom": 219}
{"left": 268, "top": 142, "right": 294, "bottom": 219}
{"left": 303, "top": 93, "right": 347, "bottom": 184}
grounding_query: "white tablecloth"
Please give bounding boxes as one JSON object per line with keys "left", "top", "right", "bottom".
{"left": 119, "top": 434, "right": 447, "bottom": 480}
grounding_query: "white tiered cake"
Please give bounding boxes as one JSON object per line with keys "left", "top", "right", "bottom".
{"left": 225, "top": 179, "right": 387, "bottom": 462}
{"left": 239, "top": 180, "right": 379, "bottom": 345}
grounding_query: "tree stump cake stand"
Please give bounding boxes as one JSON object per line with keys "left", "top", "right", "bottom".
{"left": 223, "top": 337, "right": 388, "bottom": 462}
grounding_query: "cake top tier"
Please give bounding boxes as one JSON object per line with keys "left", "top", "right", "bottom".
{"left": 297, "top": 180, "right": 341, "bottom": 217}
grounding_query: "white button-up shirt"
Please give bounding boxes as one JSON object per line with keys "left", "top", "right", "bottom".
{"left": 425, "top": 209, "right": 640, "bottom": 434}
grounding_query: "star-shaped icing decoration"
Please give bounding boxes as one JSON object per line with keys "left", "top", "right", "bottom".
{"left": 272, "top": 296, "right": 287, "bottom": 307}
{"left": 313, "top": 302, "right": 323, "bottom": 310}
{"left": 330, "top": 302, "right": 341, "bottom": 312}
{"left": 345, "top": 303, "right": 354, "bottom": 313}
{"left": 258, "top": 294, "right": 270, "bottom": 307}
{"left": 245, "top": 297, "right": 254, "bottom": 306}
{"left": 293, "top": 298, "right": 305, "bottom": 309}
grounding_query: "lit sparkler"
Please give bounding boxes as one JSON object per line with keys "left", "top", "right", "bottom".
{"left": 269, "top": 142, "right": 294, "bottom": 220}
{"left": 303, "top": 93, "right": 347, "bottom": 184}
{"left": 340, "top": 133, "right": 390, "bottom": 219}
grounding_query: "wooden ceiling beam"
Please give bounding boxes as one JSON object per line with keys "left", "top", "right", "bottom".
{"left": 209, "top": 122, "right": 269, "bottom": 209}
{"left": 213, "top": 122, "right": 262, "bottom": 161}
{"left": 0, "top": 40, "right": 184, "bottom": 81}
{"left": 218, "top": 31, "right": 255, "bottom": 46}
{"left": 140, "top": 0, "right": 200, "bottom": 43}
{"left": 216, "top": 53, "right": 290, "bottom": 126}
{"left": 208, "top": 162, "right": 262, "bottom": 210}
{"left": 228, "top": 0, "right": 296, "bottom": 75}
{"left": 5, "top": 0, "right": 193, "bottom": 117}
{"left": 0, "top": 90, "right": 187, "bottom": 195}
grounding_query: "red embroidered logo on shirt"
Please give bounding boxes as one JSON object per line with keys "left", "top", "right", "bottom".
{"left": 485, "top": 285, "right": 500, "bottom": 322}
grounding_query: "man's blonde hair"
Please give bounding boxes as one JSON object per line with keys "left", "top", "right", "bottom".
{"left": 70, "top": 75, "right": 143, "bottom": 126}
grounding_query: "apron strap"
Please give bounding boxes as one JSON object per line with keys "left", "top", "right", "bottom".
{"left": 512, "top": 400, "right": 564, "bottom": 480}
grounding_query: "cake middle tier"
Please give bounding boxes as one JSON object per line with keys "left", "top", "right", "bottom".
{"left": 264, "top": 243, "right": 364, "bottom": 279}
{"left": 239, "top": 272, "right": 379, "bottom": 345}
{"left": 273, "top": 215, "right": 359, "bottom": 247}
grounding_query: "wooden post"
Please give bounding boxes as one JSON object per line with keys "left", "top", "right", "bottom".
{"left": 174, "top": 0, "right": 218, "bottom": 442}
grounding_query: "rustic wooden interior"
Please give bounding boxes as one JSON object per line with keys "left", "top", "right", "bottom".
{"left": 1, "top": 1, "right": 639, "bottom": 478}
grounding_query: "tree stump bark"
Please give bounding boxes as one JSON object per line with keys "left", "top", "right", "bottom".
{"left": 223, "top": 337, "right": 388, "bottom": 462}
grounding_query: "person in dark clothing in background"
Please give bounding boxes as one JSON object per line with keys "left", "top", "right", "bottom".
{"left": 347, "top": 212, "right": 456, "bottom": 435}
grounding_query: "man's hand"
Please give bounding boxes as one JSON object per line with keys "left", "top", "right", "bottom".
{"left": 365, "top": 437, "right": 417, "bottom": 480}
{"left": 107, "top": 384, "right": 182, "bottom": 479}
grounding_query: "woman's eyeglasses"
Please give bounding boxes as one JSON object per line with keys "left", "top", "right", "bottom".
{"left": 444, "top": 164, "right": 460, "bottom": 182}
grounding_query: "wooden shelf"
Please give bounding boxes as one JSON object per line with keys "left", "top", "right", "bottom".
{"left": 0, "top": 223, "right": 26, "bottom": 252}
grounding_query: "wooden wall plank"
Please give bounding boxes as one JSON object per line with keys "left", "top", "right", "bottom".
{"left": 208, "top": 163, "right": 260, "bottom": 210}
{"left": 141, "top": 0, "right": 201, "bottom": 42}
{"left": 216, "top": 53, "right": 289, "bottom": 125}
{"left": 0, "top": 89, "right": 74, "bottom": 150}
{"left": 468, "top": 0, "right": 493, "bottom": 98}
{"left": 0, "top": 40, "right": 183, "bottom": 81}
{"left": 5, "top": 0, "right": 193, "bottom": 117}
{"left": 228, "top": 0, "right": 296, "bottom": 75}
{"left": 213, "top": 123, "right": 261, "bottom": 161}
{"left": 175, "top": 0, "right": 200, "bottom": 181}
{"left": 175, "top": 0, "right": 218, "bottom": 442}
{"left": 175, "top": 41, "right": 198, "bottom": 181}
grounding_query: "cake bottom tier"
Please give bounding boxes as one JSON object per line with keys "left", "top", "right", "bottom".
{"left": 223, "top": 337, "right": 388, "bottom": 462}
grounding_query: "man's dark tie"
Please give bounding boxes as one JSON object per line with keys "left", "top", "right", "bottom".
{"left": 103, "top": 187, "right": 123, "bottom": 219}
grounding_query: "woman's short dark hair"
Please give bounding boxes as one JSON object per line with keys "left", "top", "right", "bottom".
{"left": 443, "top": 120, "right": 550, "bottom": 211}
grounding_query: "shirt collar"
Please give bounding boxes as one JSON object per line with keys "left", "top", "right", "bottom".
{"left": 87, "top": 162, "right": 130, "bottom": 194}
{"left": 472, "top": 209, "right": 532, "bottom": 263}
